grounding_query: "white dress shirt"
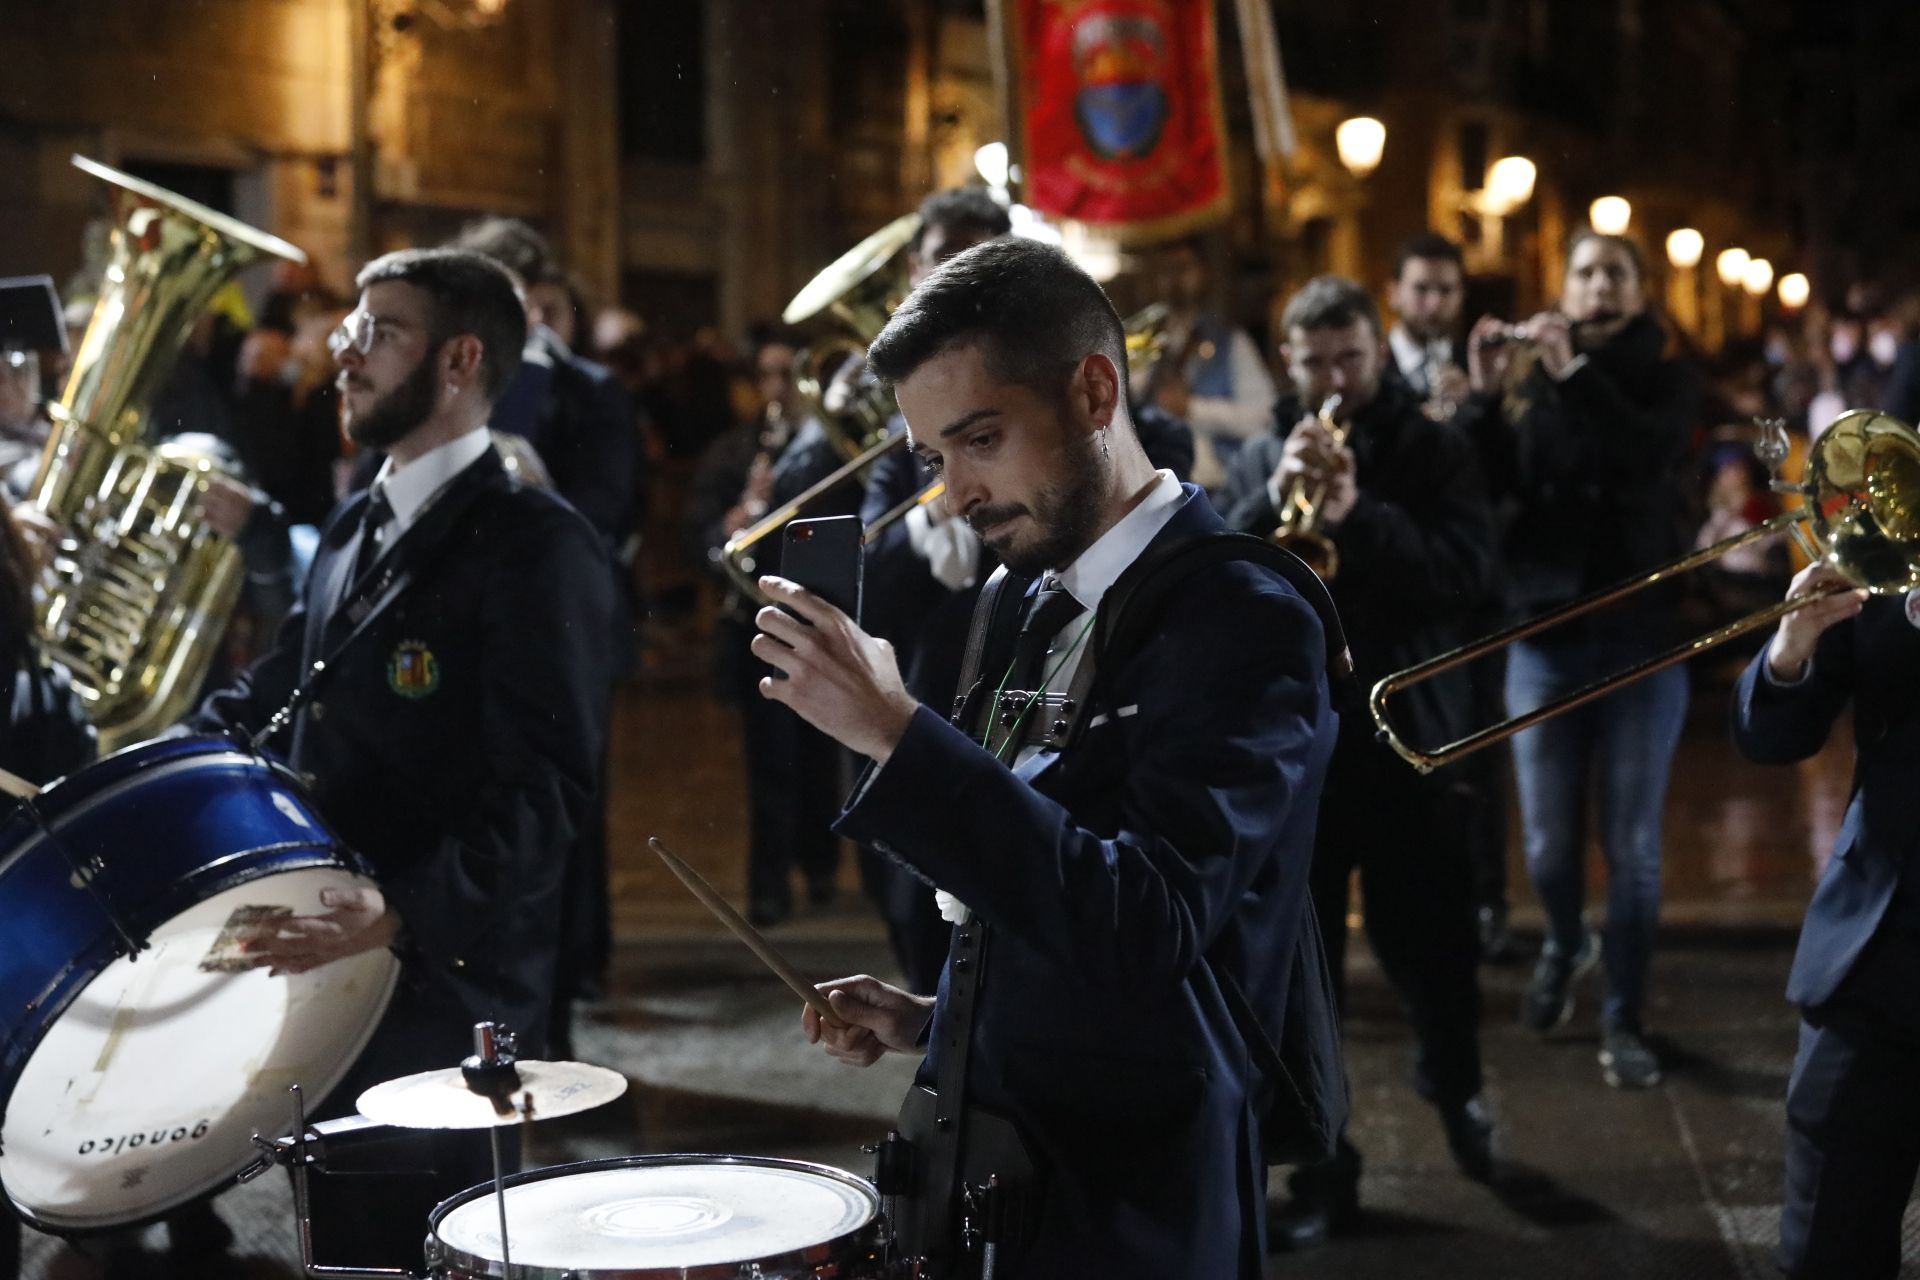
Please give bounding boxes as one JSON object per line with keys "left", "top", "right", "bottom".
{"left": 366, "top": 426, "right": 495, "bottom": 546}
{"left": 935, "top": 468, "right": 1185, "bottom": 922}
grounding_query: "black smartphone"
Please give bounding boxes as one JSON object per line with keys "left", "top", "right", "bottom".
{"left": 781, "top": 514, "right": 864, "bottom": 625}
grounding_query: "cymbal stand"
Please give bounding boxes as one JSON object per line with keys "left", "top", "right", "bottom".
{"left": 241, "top": 1083, "right": 416, "bottom": 1279}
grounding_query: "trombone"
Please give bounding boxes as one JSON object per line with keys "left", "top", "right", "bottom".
{"left": 1371, "top": 410, "right": 1920, "bottom": 773}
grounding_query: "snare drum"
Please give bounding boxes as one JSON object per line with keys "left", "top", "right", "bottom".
{"left": 0, "top": 734, "right": 398, "bottom": 1232}
{"left": 426, "top": 1155, "right": 888, "bottom": 1279}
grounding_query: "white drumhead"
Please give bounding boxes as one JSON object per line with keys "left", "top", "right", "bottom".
{"left": 0, "top": 867, "right": 398, "bottom": 1230}
{"left": 436, "top": 1161, "right": 878, "bottom": 1270}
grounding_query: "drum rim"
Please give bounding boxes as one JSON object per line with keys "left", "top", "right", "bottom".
{"left": 424, "top": 1153, "right": 882, "bottom": 1280}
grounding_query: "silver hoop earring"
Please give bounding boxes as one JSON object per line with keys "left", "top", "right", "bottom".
{"left": 1099, "top": 431, "right": 1111, "bottom": 460}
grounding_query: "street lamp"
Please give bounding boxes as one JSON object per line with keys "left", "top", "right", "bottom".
{"left": 1590, "top": 196, "right": 1632, "bottom": 236}
{"left": 1716, "top": 247, "right": 1751, "bottom": 289}
{"left": 974, "top": 142, "right": 1010, "bottom": 192}
{"left": 1778, "top": 273, "right": 1811, "bottom": 310}
{"left": 1484, "top": 156, "right": 1537, "bottom": 215}
{"left": 1743, "top": 258, "right": 1775, "bottom": 297}
{"left": 1335, "top": 117, "right": 1387, "bottom": 180}
{"left": 1665, "top": 228, "right": 1704, "bottom": 270}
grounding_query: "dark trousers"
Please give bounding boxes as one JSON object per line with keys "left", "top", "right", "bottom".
{"left": 1465, "top": 647, "right": 1511, "bottom": 913}
{"left": 1312, "top": 729, "right": 1484, "bottom": 1109}
{"left": 1781, "top": 1004, "right": 1920, "bottom": 1278}
{"left": 738, "top": 680, "right": 843, "bottom": 913}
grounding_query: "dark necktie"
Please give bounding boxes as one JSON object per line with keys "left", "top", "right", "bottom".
{"left": 350, "top": 486, "right": 394, "bottom": 585}
{"left": 1007, "top": 579, "right": 1086, "bottom": 692}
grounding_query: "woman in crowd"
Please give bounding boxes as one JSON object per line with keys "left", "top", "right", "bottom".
{"left": 1456, "top": 231, "right": 1699, "bottom": 1090}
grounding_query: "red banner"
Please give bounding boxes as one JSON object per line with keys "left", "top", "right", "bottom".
{"left": 1009, "top": 0, "right": 1230, "bottom": 239}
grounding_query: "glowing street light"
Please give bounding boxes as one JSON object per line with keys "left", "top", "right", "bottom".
{"left": 1743, "top": 258, "right": 1775, "bottom": 297}
{"left": 1716, "top": 247, "right": 1752, "bottom": 288}
{"left": 1336, "top": 117, "right": 1387, "bottom": 180}
{"left": 1778, "top": 273, "right": 1811, "bottom": 310}
{"left": 1485, "top": 156, "right": 1537, "bottom": 215}
{"left": 974, "top": 142, "right": 1010, "bottom": 192}
{"left": 1589, "top": 196, "right": 1632, "bottom": 236}
{"left": 1665, "top": 228, "right": 1704, "bottom": 270}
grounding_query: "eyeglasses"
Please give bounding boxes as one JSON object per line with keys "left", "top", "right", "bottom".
{"left": 327, "top": 310, "right": 406, "bottom": 360}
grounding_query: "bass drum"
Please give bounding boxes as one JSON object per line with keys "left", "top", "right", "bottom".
{"left": 0, "top": 734, "right": 398, "bottom": 1232}
{"left": 427, "top": 1154, "right": 891, "bottom": 1279}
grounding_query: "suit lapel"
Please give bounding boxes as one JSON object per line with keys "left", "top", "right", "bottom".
{"left": 318, "top": 449, "right": 508, "bottom": 645}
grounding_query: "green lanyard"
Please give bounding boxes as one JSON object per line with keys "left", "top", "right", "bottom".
{"left": 979, "top": 612, "right": 1098, "bottom": 764}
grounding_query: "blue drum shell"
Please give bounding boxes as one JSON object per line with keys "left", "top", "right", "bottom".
{"left": 0, "top": 735, "right": 351, "bottom": 1107}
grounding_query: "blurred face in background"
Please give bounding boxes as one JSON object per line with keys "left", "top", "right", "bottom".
{"left": 1283, "top": 319, "right": 1385, "bottom": 411}
{"left": 1390, "top": 256, "right": 1465, "bottom": 343}
{"left": 755, "top": 342, "right": 805, "bottom": 424}
{"left": 1561, "top": 238, "right": 1645, "bottom": 327}
{"left": 910, "top": 221, "right": 1001, "bottom": 287}
{"left": 0, "top": 352, "right": 40, "bottom": 431}
{"left": 525, "top": 280, "right": 577, "bottom": 350}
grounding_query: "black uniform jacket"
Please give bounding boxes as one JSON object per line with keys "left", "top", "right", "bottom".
{"left": 194, "top": 445, "right": 613, "bottom": 1053}
{"left": 1219, "top": 376, "right": 1494, "bottom": 753}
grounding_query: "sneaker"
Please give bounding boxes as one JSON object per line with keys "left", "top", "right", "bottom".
{"left": 1599, "top": 1025, "right": 1663, "bottom": 1089}
{"left": 1519, "top": 930, "right": 1600, "bottom": 1033}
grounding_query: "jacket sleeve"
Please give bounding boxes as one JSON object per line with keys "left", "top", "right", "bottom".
{"left": 1330, "top": 422, "right": 1494, "bottom": 620}
{"left": 1219, "top": 433, "right": 1284, "bottom": 535}
{"left": 683, "top": 425, "right": 754, "bottom": 580}
{"left": 836, "top": 573, "right": 1329, "bottom": 996}
{"left": 548, "top": 361, "right": 640, "bottom": 550}
{"left": 1453, "top": 390, "right": 1518, "bottom": 500}
{"left": 378, "top": 510, "right": 613, "bottom": 1002}
{"left": 1730, "top": 617, "right": 1855, "bottom": 765}
{"left": 188, "top": 588, "right": 312, "bottom": 750}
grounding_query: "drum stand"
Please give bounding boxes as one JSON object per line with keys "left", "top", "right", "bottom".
{"left": 242, "top": 1084, "right": 418, "bottom": 1280}
{"left": 245, "top": 1022, "right": 534, "bottom": 1280}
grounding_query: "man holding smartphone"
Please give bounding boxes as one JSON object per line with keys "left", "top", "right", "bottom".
{"left": 753, "top": 238, "right": 1337, "bottom": 1277}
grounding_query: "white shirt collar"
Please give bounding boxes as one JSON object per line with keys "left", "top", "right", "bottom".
{"left": 371, "top": 427, "right": 494, "bottom": 536}
{"left": 1054, "top": 469, "right": 1184, "bottom": 613}
{"left": 1387, "top": 324, "right": 1427, "bottom": 381}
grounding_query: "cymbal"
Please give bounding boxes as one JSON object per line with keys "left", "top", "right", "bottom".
{"left": 355, "top": 1060, "right": 627, "bottom": 1130}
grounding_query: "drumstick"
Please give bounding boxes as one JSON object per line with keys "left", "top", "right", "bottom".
{"left": 648, "top": 837, "right": 844, "bottom": 1027}
{"left": 0, "top": 767, "right": 40, "bottom": 799}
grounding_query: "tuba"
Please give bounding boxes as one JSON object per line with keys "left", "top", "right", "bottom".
{"left": 33, "top": 156, "right": 307, "bottom": 750}
{"left": 719, "top": 213, "right": 922, "bottom": 600}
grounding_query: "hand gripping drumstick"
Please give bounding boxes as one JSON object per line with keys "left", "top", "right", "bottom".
{"left": 648, "top": 837, "right": 844, "bottom": 1027}
{"left": 0, "top": 767, "right": 39, "bottom": 799}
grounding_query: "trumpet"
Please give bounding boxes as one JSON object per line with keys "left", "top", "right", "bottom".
{"left": 1270, "top": 392, "right": 1348, "bottom": 579}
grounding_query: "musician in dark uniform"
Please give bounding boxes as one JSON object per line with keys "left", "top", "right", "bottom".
{"left": 686, "top": 330, "right": 862, "bottom": 927}
{"left": 192, "top": 247, "right": 613, "bottom": 1268}
{"left": 1733, "top": 563, "right": 1920, "bottom": 1278}
{"left": 1220, "top": 275, "right": 1496, "bottom": 1247}
{"left": 762, "top": 238, "right": 1337, "bottom": 1277}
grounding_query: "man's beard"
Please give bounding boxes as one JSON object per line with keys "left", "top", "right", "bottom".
{"left": 968, "top": 428, "right": 1106, "bottom": 577}
{"left": 1403, "top": 315, "right": 1457, "bottom": 344}
{"left": 343, "top": 355, "right": 439, "bottom": 451}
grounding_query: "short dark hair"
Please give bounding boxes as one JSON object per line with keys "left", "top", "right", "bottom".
{"left": 1281, "top": 275, "right": 1383, "bottom": 337}
{"left": 447, "top": 216, "right": 555, "bottom": 286}
{"left": 1392, "top": 232, "right": 1465, "bottom": 281}
{"left": 1567, "top": 230, "right": 1646, "bottom": 281}
{"left": 914, "top": 187, "right": 1013, "bottom": 252}
{"left": 357, "top": 248, "right": 528, "bottom": 403}
{"left": 867, "top": 238, "right": 1126, "bottom": 399}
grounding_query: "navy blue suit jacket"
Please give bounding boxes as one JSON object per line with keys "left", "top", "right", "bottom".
{"left": 1731, "top": 597, "right": 1920, "bottom": 1008}
{"left": 836, "top": 486, "right": 1338, "bottom": 1278}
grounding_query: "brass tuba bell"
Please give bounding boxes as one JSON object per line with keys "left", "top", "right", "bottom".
{"left": 33, "top": 156, "right": 307, "bottom": 750}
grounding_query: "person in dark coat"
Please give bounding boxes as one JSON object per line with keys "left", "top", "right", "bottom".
{"left": 1733, "top": 560, "right": 1920, "bottom": 1278}
{"left": 1220, "top": 275, "right": 1497, "bottom": 1246}
{"left": 763, "top": 238, "right": 1336, "bottom": 1278}
{"left": 1454, "top": 231, "right": 1699, "bottom": 1090}
{"left": 191, "top": 248, "right": 612, "bottom": 1270}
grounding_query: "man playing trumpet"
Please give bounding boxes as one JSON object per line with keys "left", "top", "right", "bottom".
{"left": 1221, "top": 275, "right": 1497, "bottom": 1248}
